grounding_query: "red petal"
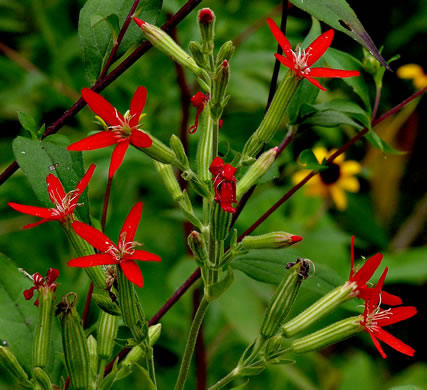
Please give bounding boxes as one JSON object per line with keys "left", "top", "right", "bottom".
{"left": 267, "top": 18, "right": 293, "bottom": 60}
{"left": 130, "top": 250, "right": 161, "bottom": 262}
{"left": 381, "top": 290, "right": 403, "bottom": 306}
{"left": 303, "top": 74, "right": 327, "bottom": 90}
{"left": 306, "top": 30, "right": 334, "bottom": 67}
{"left": 121, "top": 261, "right": 144, "bottom": 288}
{"left": 209, "top": 157, "right": 225, "bottom": 176}
{"left": 368, "top": 331, "right": 387, "bottom": 358}
{"left": 309, "top": 67, "right": 361, "bottom": 78}
{"left": 47, "top": 268, "right": 60, "bottom": 284}
{"left": 75, "top": 164, "right": 96, "bottom": 195}
{"left": 274, "top": 53, "right": 295, "bottom": 72}
{"left": 67, "top": 131, "right": 117, "bottom": 151}
{"left": 68, "top": 254, "right": 117, "bottom": 267}
{"left": 109, "top": 141, "right": 130, "bottom": 178}
{"left": 129, "top": 86, "right": 147, "bottom": 127}
{"left": 130, "top": 130, "right": 152, "bottom": 148}
{"left": 23, "top": 287, "right": 36, "bottom": 300}
{"left": 81, "top": 88, "right": 123, "bottom": 126}
{"left": 23, "top": 218, "right": 54, "bottom": 229}
{"left": 373, "top": 328, "right": 415, "bottom": 357}
{"left": 377, "top": 306, "right": 417, "bottom": 327}
{"left": 72, "top": 221, "right": 116, "bottom": 252}
{"left": 46, "top": 174, "right": 66, "bottom": 205}
{"left": 8, "top": 202, "right": 53, "bottom": 218}
{"left": 351, "top": 253, "right": 382, "bottom": 286}
{"left": 120, "top": 202, "right": 143, "bottom": 243}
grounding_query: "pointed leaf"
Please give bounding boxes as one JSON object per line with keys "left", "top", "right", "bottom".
{"left": 298, "top": 149, "right": 328, "bottom": 170}
{"left": 17, "top": 112, "right": 38, "bottom": 139}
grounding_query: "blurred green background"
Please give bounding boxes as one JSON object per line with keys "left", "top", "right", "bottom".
{"left": 0, "top": 0, "right": 426, "bottom": 389}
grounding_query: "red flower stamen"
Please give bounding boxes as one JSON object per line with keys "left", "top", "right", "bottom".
{"left": 67, "top": 87, "right": 152, "bottom": 178}
{"left": 68, "top": 202, "right": 161, "bottom": 288}
{"left": 267, "top": 18, "right": 360, "bottom": 91}
{"left": 188, "top": 91, "right": 209, "bottom": 134}
{"left": 8, "top": 165, "right": 96, "bottom": 229}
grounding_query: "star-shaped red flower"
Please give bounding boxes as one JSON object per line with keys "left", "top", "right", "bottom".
{"left": 67, "top": 87, "right": 152, "bottom": 178}
{"left": 209, "top": 157, "right": 237, "bottom": 213}
{"left": 68, "top": 202, "right": 160, "bottom": 288}
{"left": 23, "top": 268, "right": 60, "bottom": 306}
{"left": 8, "top": 164, "right": 95, "bottom": 229}
{"left": 360, "top": 267, "right": 417, "bottom": 358}
{"left": 267, "top": 18, "right": 360, "bottom": 90}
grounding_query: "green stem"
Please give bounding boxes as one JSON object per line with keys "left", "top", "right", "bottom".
{"left": 208, "top": 368, "right": 239, "bottom": 390}
{"left": 145, "top": 346, "right": 157, "bottom": 388}
{"left": 174, "top": 295, "right": 210, "bottom": 390}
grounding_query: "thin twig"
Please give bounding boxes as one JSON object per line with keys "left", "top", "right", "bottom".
{"left": 0, "top": 0, "right": 203, "bottom": 186}
{"left": 81, "top": 283, "right": 94, "bottom": 328}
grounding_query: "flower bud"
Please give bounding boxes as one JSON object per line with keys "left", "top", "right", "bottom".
{"left": 138, "top": 134, "right": 177, "bottom": 165}
{"left": 216, "top": 41, "right": 235, "bottom": 67}
{"left": 97, "top": 311, "right": 118, "bottom": 360}
{"left": 188, "top": 231, "right": 209, "bottom": 265}
{"left": 33, "top": 367, "right": 52, "bottom": 390}
{"left": 210, "top": 60, "right": 230, "bottom": 120}
{"left": 0, "top": 346, "right": 31, "bottom": 386}
{"left": 148, "top": 323, "right": 162, "bottom": 347}
{"left": 134, "top": 18, "right": 204, "bottom": 77}
{"left": 281, "top": 282, "right": 355, "bottom": 338}
{"left": 182, "top": 169, "right": 213, "bottom": 199}
{"left": 170, "top": 134, "right": 189, "bottom": 169}
{"left": 362, "top": 48, "right": 381, "bottom": 75}
{"left": 92, "top": 293, "right": 121, "bottom": 316}
{"left": 86, "top": 335, "right": 98, "bottom": 382}
{"left": 198, "top": 8, "right": 215, "bottom": 54}
{"left": 154, "top": 161, "right": 183, "bottom": 202}
{"left": 260, "top": 260, "right": 305, "bottom": 338}
{"left": 188, "top": 41, "right": 206, "bottom": 68}
{"left": 196, "top": 107, "right": 214, "bottom": 182}
{"left": 242, "top": 232, "right": 302, "bottom": 250}
{"left": 236, "top": 147, "right": 277, "bottom": 199}
{"left": 291, "top": 316, "right": 363, "bottom": 354}
{"left": 56, "top": 293, "right": 89, "bottom": 390}
{"left": 211, "top": 202, "right": 232, "bottom": 240}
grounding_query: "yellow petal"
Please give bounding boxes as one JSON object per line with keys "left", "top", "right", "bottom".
{"left": 414, "top": 75, "right": 427, "bottom": 89}
{"left": 313, "top": 147, "right": 328, "bottom": 163}
{"left": 292, "top": 170, "right": 311, "bottom": 184}
{"left": 339, "top": 176, "right": 360, "bottom": 192}
{"left": 329, "top": 185, "right": 347, "bottom": 210}
{"left": 328, "top": 148, "right": 345, "bottom": 164}
{"left": 341, "top": 160, "right": 362, "bottom": 176}
{"left": 397, "top": 64, "right": 424, "bottom": 79}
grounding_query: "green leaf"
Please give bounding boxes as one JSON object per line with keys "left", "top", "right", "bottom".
{"left": 364, "top": 131, "right": 406, "bottom": 155}
{"left": 17, "top": 112, "right": 38, "bottom": 140}
{"left": 302, "top": 110, "right": 364, "bottom": 129}
{"left": 12, "top": 135, "right": 91, "bottom": 224}
{"left": 207, "top": 267, "right": 235, "bottom": 300}
{"left": 382, "top": 247, "right": 427, "bottom": 284}
{"left": 388, "top": 386, "right": 424, "bottom": 390}
{"left": 78, "top": 0, "right": 162, "bottom": 83}
{"left": 230, "top": 379, "right": 250, "bottom": 390}
{"left": 289, "top": 0, "right": 388, "bottom": 69}
{"left": 133, "top": 363, "right": 156, "bottom": 390}
{"left": 0, "top": 254, "right": 37, "bottom": 371}
{"left": 298, "top": 149, "right": 328, "bottom": 170}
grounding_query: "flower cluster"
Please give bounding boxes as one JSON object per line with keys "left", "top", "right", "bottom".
{"left": 23, "top": 268, "right": 60, "bottom": 306}
{"left": 209, "top": 157, "right": 237, "bottom": 213}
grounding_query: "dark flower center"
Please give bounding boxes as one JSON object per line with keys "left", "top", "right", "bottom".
{"left": 320, "top": 163, "right": 340, "bottom": 184}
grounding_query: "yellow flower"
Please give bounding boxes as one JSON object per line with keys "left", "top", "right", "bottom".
{"left": 396, "top": 64, "right": 427, "bottom": 89}
{"left": 292, "top": 147, "right": 361, "bottom": 210}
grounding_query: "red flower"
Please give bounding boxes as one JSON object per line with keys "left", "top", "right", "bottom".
{"left": 267, "top": 18, "right": 360, "bottom": 90}
{"left": 67, "top": 87, "right": 152, "bottom": 178}
{"left": 188, "top": 91, "right": 209, "bottom": 134}
{"left": 23, "top": 268, "right": 60, "bottom": 306}
{"left": 360, "top": 268, "right": 417, "bottom": 358}
{"left": 209, "top": 157, "right": 237, "bottom": 213}
{"left": 8, "top": 164, "right": 96, "bottom": 229}
{"left": 347, "top": 236, "right": 402, "bottom": 305}
{"left": 68, "top": 202, "right": 161, "bottom": 288}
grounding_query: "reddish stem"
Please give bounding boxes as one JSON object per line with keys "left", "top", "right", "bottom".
{"left": 81, "top": 283, "right": 94, "bottom": 328}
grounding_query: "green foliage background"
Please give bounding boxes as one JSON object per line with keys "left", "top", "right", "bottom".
{"left": 0, "top": 0, "right": 426, "bottom": 388}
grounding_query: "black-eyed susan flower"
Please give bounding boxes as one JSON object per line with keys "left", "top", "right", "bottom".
{"left": 292, "top": 147, "right": 361, "bottom": 210}
{"left": 397, "top": 64, "right": 427, "bottom": 89}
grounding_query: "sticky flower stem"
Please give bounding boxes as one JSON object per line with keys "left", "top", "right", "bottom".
{"left": 208, "top": 368, "right": 239, "bottom": 390}
{"left": 174, "top": 294, "right": 210, "bottom": 390}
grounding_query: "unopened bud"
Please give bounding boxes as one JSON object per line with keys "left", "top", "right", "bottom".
{"left": 182, "top": 169, "right": 213, "bottom": 199}
{"left": 216, "top": 41, "right": 235, "bottom": 67}
{"left": 242, "top": 232, "right": 302, "bottom": 250}
{"left": 260, "top": 260, "right": 305, "bottom": 338}
{"left": 33, "top": 367, "right": 52, "bottom": 390}
{"left": 56, "top": 293, "right": 89, "bottom": 390}
{"left": 170, "top": 134, "right": 189, "bottom": 169}
{"left": 282, "top": 282, "right": 355, "bottom": 338}
{"left": 362, "top": 48, "right": 381, "bottom": 75}
{"left": 211, "top": 60, "right": 230, "bottom": 120}
{"left": 87, "top": 335, "right": 98, "bottom": 382}
{"left": 198, "top": 8, "right": 215, "bottom": 53}
{"left": 236, "top": 148, "right": 277, "bottom": 198}
{"left": 188, "top": 231, "right": 209, "bottom": 265}
{"left": 97, "top": 312, "right": 118, "bottom": 360}
{"left": 188, "top": 41, "right": 206, "bottom": 68}
{"left": 133, "top": 18, "right": 204, "bottom": 77}
{"left": 196, "top": 107, "right": 214, "bottom": 182}
{"left": 154, "top": 161, "right": 183, "bottom": 202}
{"left": 138, "top": 135, "right": 177, "bottom": 165}
{"left": 92, "top": 293, "right": 121, "bottom": 316}
{"left": 291, "top": 316, "right": 363, "bottom": 353}
{"left": 0, "top": 346, "right": 31, "bottom": 386}
{"left": 148, "top": 323, "right": 162, "bottom": 347}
